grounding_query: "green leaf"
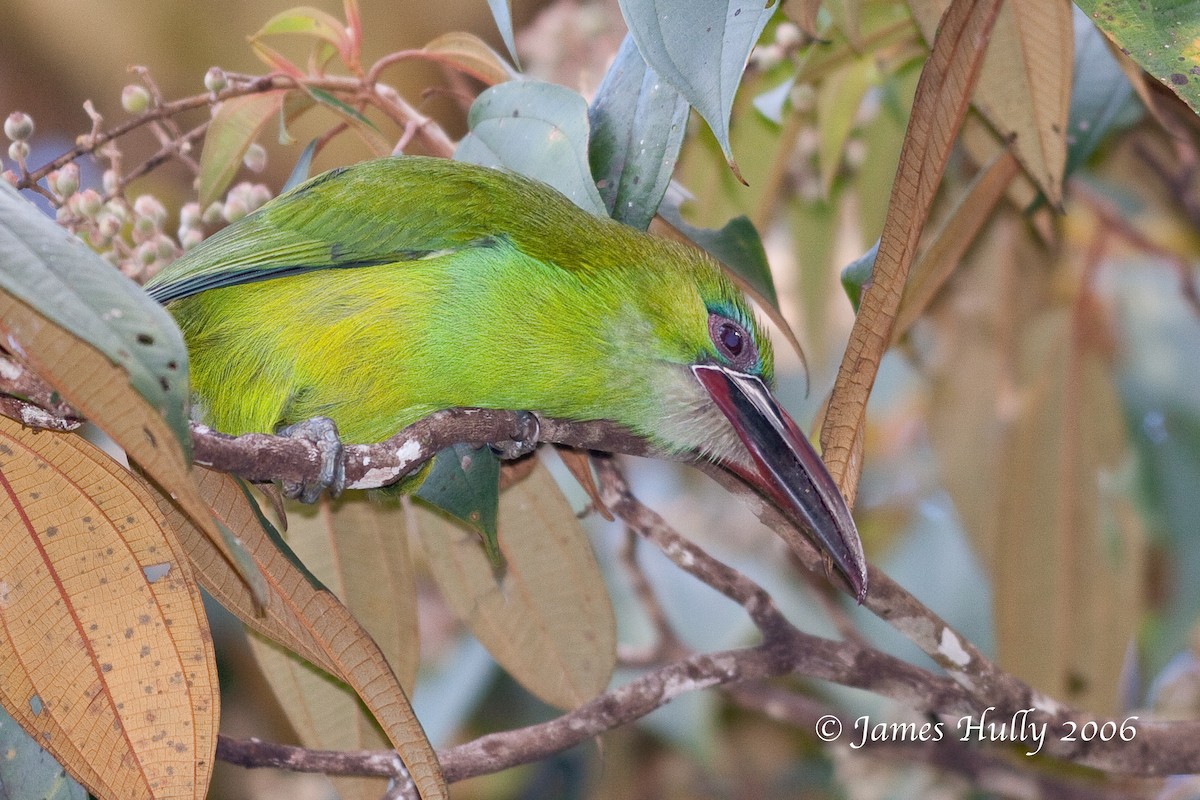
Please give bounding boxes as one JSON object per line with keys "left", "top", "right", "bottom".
{"left": 198, "top": 89, "right": 288, "bottom": 207}
{"left": 618, "top": 0, "right": 779, "bottom": 175}
{"left": 415, "top": 443, "right": 501, "bottom": 563}
{"left": 456, "top": 80, "right": 607, "bottom": 217}
{"left": 0, "top": 705, "right": 86, "bottom": 800}
{"left": 840, "top": 239, "right": 878, "bottom": 312}
{"left": 1064, "top": 5, "right": 1141, "bottom": 177}
{"left": 659, "top": 202, "right": 778, "bottom": 309}
{"left": 1073, "top": 0, "right": 1200, "bottom": 117}
{"left": 588, "top": 34, "right": 690, "bottom": 230}
{"left": 253, "top": 5, "right": 352, "bottom": 61}
{"left": 486, "top": 0, "right": 521, "bottom": 69}
{"left": 422, "top": 31, "right": 518, "bottom": 86}
{"left": 305, "top": 87, "right": 390, "bottom": 156}
{"left": 815, "top": 56, "right": 876, "bottom": 197}
{"left": 0, "top": 182, "right": 191, "bottom": 451}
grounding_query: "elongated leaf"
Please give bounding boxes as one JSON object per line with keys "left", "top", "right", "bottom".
{"left": 198, "top": 89, "right": 289, "bottom": 207}
{"left": 0, "top": 705, "right": 86, "bottom": 800}
{"left": 247, "top": 494, "right": 418, "bottom": 800}
{"left": 820, "top": 0, "right": 1003, "bottom": 505}
{"left": 618, "top": 0, "right": 779, "bottom": 176}
{"left": 1073, "top": 0, "right": 1200, "bottom": 117}
{"left": 992, "top": 307, "right": 1145, "bottom": 713}
{"left": 305, "top": 87, "right": 390, "bottom": 156}
{"left": 423, "top": 31, "right": 518, "bottom": 86}
{"left": 486, "top": 0, "right": 521, "bottom": 68}
{"left": 456, "top": 80, "right": 607, "bottom": 217}
{"left": 816, "top": 56, "right": 877, "bottom": 197}
{"left": 589, "top": 34, "right": 690, "bottom": 229}
{"left": 0, "top": 418, "right": 216, "bottom": 799}
{"left": 0, "top": 182, "right": 188, "bottom": 447}
{"left": 416, "top": 458, "right": 616, "bottom": 709}
{"left": 253, "top": 5, "right": 352, "bottom": 63}
{"left": 909, "top": 0, "right": 1072, "bottom": 205}
{"left": 893, "top": 148, "right": 1021, "bottom": 339}
{"left": 0, "top": 184, "right": 265, "bottom": 600}
{"left": 157, "top": 469, "right": 447, "bottom": 800}
{"left": 656, "top": 205, "right": 777, "bottom": 309}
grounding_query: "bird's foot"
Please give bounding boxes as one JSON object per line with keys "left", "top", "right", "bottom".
{"left": 488, "top": 411, "right": 541, "bottom": 460}
{"left": 279, "top": 416, "right": 346, "bottom": 503}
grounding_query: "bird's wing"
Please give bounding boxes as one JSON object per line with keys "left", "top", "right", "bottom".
{"left": 144, "top": 157, "right": 558, "bottom": 304}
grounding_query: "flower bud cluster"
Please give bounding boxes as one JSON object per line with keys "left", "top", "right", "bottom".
{"left": 221, "top": 181, "right": 274, "bottom": 223}
{"left": 4, "top": 111, "right": 34, "bottom": 167}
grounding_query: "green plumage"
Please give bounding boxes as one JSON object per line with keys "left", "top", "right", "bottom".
{"left": 147, "top": 156, "right": 773, "bottom": 463}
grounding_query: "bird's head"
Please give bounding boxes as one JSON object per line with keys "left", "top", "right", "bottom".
{"left": 598, "top": 247, "right": 868, "bottom": 601}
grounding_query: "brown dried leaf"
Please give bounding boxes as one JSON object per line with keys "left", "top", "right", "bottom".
{"left": 781, "top": 0, "right": 822, "bottom": 38}
{"left": 416, "top": 457, "right": 616, "bottom": 709}
{"left": 993, "top": 306, "right": 1145, "bottom": 712}
{"left": 0, "top": 292, "right": 266, "bottom": 603}
{"left": 821, "top": 0, "right": 1004, "bottom": 504}
{"left": 958, "top": 115, "right": 1057, "bottom": 243}
{"left": 923, "top": 223, "right": 1143, "bottom": 712}
{"left": 246, "top": 495, "right": 419, "bottom": 800}
{"left": 157, "top": 469, "right": 446, "bottom": 800}
{"left": 893, "top": 147, "right": 1020, "bottom": 340}
{"left": 908, "top": 0, "right": 1072, "bottom": 205}
{"left": 0, "top": 418, "right": 216, "bottom": 799}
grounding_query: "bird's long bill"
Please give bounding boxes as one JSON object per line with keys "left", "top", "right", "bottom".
{"left": 692, "top": 364, "right": 868, "bottom": 601}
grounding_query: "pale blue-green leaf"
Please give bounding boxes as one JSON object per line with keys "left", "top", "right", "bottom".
{"left": 618, "top": 0, "right": 779, "bottom": 170}
{"left": 0, "top": 182, "right": 190, "bottom": 451}
{"left": 456, "top": 80, "right": 607, "bottom": 217}
{"left": 1064, "top": 5, "right": 1142, "bottom": 177}
{"left": 752, "top": 74, "right": 796, "bottom": 125}
{"left": 486, "top": 0, "right": 522, "bottom": 70}
{"left": 415, "top": 443, "right": 501, "bottom": 562}
{"left": 588, "top": 34, "right": 690, "bottom": 230}
{"left": 282, "top": 140, "right": 319, "bottom": 193}
{"left": 659, "top": 201, "right": 778, "bottom": 309}
{"left": 0, "top": 705, "right": 86, "bottom": 800}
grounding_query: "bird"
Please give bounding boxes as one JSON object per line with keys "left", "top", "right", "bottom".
{"left": 145, "top": 155, "right": 868, "bottom": 600}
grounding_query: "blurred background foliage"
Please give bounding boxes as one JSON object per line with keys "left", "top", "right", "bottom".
{"left": 4, "top": 0, "right": 1200, "bottom": 797}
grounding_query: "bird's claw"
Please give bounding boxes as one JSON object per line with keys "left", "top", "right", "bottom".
{"left": 279, "top": 416, "right": 346, "bottom": 503}
{"left": 488, "top": 411, "right": 540, "bottom": 460}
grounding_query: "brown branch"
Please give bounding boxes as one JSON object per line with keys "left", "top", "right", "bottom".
{"left": 15, "top": 76, "right": 280, "bottom": 189}
{"left": 189, "top": 409, "right": 663, "bottom": 492}
{"left": 614, "top": 526, "right": 685, "bottom": 666}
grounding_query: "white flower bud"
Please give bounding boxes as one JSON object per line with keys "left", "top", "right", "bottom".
{"left": 204, "top": 67, "right": 228, "bottom": 94}
{"left": 7, "top": 140, "right": 29, "bottom": 163}
{"left": 775, "top": 21, "right": 803, "bottom": 50}
{"left": 121, "top": 85, "right": 152, "bottom": 114}
{"left": 133, "top": 194, "right": 167, "bottom": 225}
{"left": 50, "top": 163, "right": 80, "bottom": 197}
{"left": 243, "top": 143, "right": 267, "bottom": 173}
{"left": 4, "top": 112, "right": 33, "bottom": 142}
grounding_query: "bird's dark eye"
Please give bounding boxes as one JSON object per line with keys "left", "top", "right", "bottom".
{"left": 708, "top": 312, "right": 757, "bottom": 372}
{"left": 719, "top": 322, "right": 743, "bottom": 356}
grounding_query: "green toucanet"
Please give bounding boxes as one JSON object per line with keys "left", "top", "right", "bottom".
{"left": 145, "top": 156, "right": 868, "bottom": 599}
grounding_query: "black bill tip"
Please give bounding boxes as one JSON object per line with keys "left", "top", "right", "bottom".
{"left": 693, "top": 364, "right": 868, "bottom": 602}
